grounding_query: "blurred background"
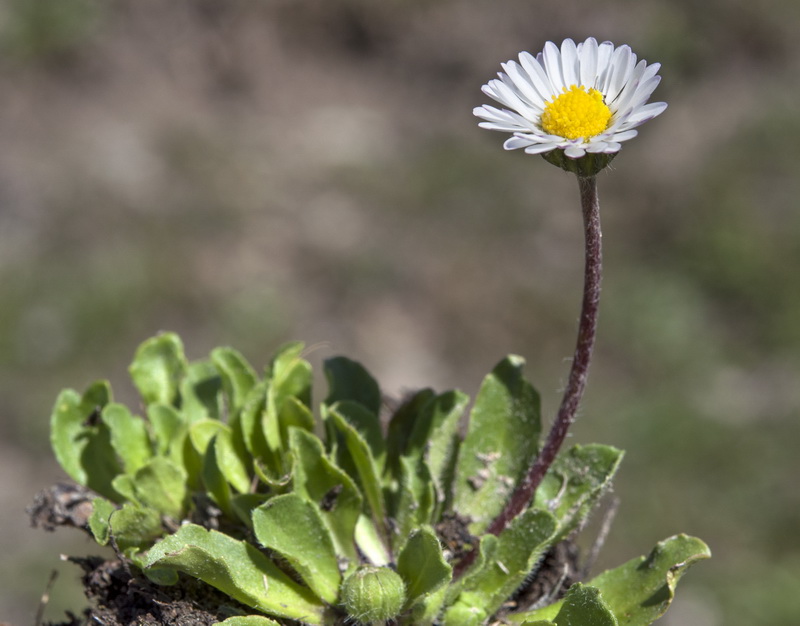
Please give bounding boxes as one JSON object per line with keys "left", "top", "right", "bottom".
{"left": 1, "top": 0, "right": 799, "bottom": 624}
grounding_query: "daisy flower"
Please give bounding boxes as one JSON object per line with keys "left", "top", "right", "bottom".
{"left": 474, "top": 37, "right": 666, "bottom": 167}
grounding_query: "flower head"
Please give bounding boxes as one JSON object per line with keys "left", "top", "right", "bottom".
{"left": 474, "top": 38, "right": 666, "bottom": 173}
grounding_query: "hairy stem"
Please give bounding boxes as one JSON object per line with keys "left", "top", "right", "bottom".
{"left": 454, "top": 175, "right": 602, "bottom": 577}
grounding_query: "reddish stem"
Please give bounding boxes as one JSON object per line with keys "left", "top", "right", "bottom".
{"left": 455, "top": 175, "right": 602, "bottom": 577}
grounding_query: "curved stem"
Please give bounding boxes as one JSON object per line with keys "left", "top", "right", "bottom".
{"left": 488, "top": 175, "right": 602, "bottom": 535}
{"left": 454, "top": 175, "right": 602, "bottom": 578}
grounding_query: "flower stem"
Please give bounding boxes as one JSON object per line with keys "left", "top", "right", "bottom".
{"left": 488, "top": 174, "right": 602, "bottom": 535}
{"left": 454, "top": 175, "right": 602, "bottom": 579}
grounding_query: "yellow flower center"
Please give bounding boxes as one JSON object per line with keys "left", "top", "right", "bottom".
{"left": 541, "top": 85, "right": 612, "bottom": 140}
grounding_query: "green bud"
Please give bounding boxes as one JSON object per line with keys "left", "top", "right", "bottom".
{"left": 341, "top": 565, "right": 407, "bottom": 624}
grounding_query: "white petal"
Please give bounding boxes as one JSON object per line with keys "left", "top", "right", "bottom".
{"left": 503, "top": 135, "right": 538, "bottom": 150}
{"left": 585, "top": 141, "right": 610, "bottom": 153}
{"left": 560, "top": 38, "right": 579, "bottom": 87}
{"left": 564, "top": 144, "right": 586, "bottom": 159}
{"left": 608, "top": 128, "right": 638, "bottom": 142}
{"left": 611, "top": 59, "right": 649, "bottom": 112}
{"left": 594, "top": 41, "right": 616, "bottom": 90}
{"left": 578, "top": 37, "right": 599, "bottom": 87}
{"left": 502, "top": 60, "right": 547, "bottom": 110}
{"left": 605, "top": 45, "right": 635, "bottom": 103}
{"left": 519, "top": 51, "right": 558, "bottom": 101}
{"left": 542, "top": 41, "right": 565, "bottom": 91}
{"left": 524, "top": 142, "right": 560, "bottom": 154}
{"left": 618, "top": 101, "right": 667, "bottom": 127}
{"left": 491, "top": 78, "right": 536, "bottom": 117}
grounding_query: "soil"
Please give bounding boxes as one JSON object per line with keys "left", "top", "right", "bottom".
{"left": 28, "top": 483, "right": 581, "bottom": 626}
{"left": 28, "top": 484, "right": 256, "bottom": 626}
{"left": 46, "top": 556, "right": 254, "bottom": 626}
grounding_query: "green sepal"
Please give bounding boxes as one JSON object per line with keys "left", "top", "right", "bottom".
{"left": 397, "top": 526, "right": 452, "bottom": 609}
{"left": 534, "top": 444, "right": 624, "bottom": 541}
{"left": 141, "top": 524, "right": 326, "bottom": 624}
{"left": 252, "top": 493, "right": 341, "bottom": 604}
{"left": 453, "top": 355, "right": 541, "bottom": 532}
{"left": 511, "top": 535, "right": 711, "bottom": 625}
{"left": 289, "top": 427, "right": 362, "bottom": 561}
{"left": 49, "top": 382, "right": 121, "bottom": 500}
{"left": 541, "top": 150, "right": 617, "bottom": 177}
{"left": 101, "top": 403, "right": 153, "bottom": 475}
{"left": 129, "top": 332, "right": 187, "bottom": 407}
{"left": 323, "top": 356, "right": 381, "bottom": 416}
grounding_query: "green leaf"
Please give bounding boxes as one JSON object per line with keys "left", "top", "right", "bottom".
{"left": 324, "top": 356, "right": 381, "bottom": 416}
{"left": 289, "top": 428, "right": 362, "bottom": 561}
{"left": 397, "top": 526, "right": 452, "bottom": 608}
{"left": 231, "top": 493, "right": 269, "bottom": 528}
{"left": 268, "top": 341, "right": 313, "bottom": 410}
{"left": 327, "top": 404, "right": 386, "bottom": 537}
{"left": 212, "top": 347, "right": 258, "bottom": 415}
{"left": 189, "top": 419, "right": 229, "bottom": 455}
{"left": 413, "top": 390, "right": 469, "bottom": 512}
{"left": 444, "top": 533, "right": 498, "bottom": 609}
{"left": 385, "top": 388, "right": 436, "bottom": 474}
{"left": 101, "top": 403, "right": 153, "bottom": 474}
{"left": 132, "top": 456, "right": 188, "bottom": 519}
{"left": 49, "top": 383, "right": 121, "bottom": 500}
{"left": 203, "top": 436, "right": 233, "bottom": 517}
{"left": 142, "top": 524, "right": 325, "bottom": 623}
{"left": 447, "top": 508, "right": 557, "bottom": 620}
{"left": 109, "top": 502, "right": 164, "bottom": 552}
{"left": 390, "top": 455, "right": 435, "bottom": 549}
{"left": 522, "top": 584, "right": 617, "bottom": 626}
{"left": 111, "top": 474, "right": 139, "bottom": 504}
{"left": 215, "top": 428, "right": 252, "bottom": 494}
{"left": 512, "top": 535, "right": 711, "bottom": 625}
{"left": 129, "top": 332, "right": 187, "bottom": 407}
{"left": 330, "top": 400, "right": 386, "bottom": 473}
{"left": 180, "top": 359, "right": 223, "bottom": 422}
{"left": 279, "top": 396, "right": 315, "bottom": 435}
{"left": 252, "top": 494, "right": 341, "bottom": 605}
{"left": 533, "top": 444, "right": 624, "bottom": 541}
{"left": 148, "top": 403, "right": 186, "bottom": 456}
{"left": 454, "top": 355, "right": 541, "bottom": 532}
{"left": 215, "top": 618, "right": 281, "bottom": 626}
{"left": 88, "top": 497, "right": 116, "bottom": 546}
{"left": 238, "top": 381, "right": 271, "bottom": 461}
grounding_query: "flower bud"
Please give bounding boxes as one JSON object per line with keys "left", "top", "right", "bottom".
{"left": 340, "top": 565, "right": 407, "bottom": 623}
